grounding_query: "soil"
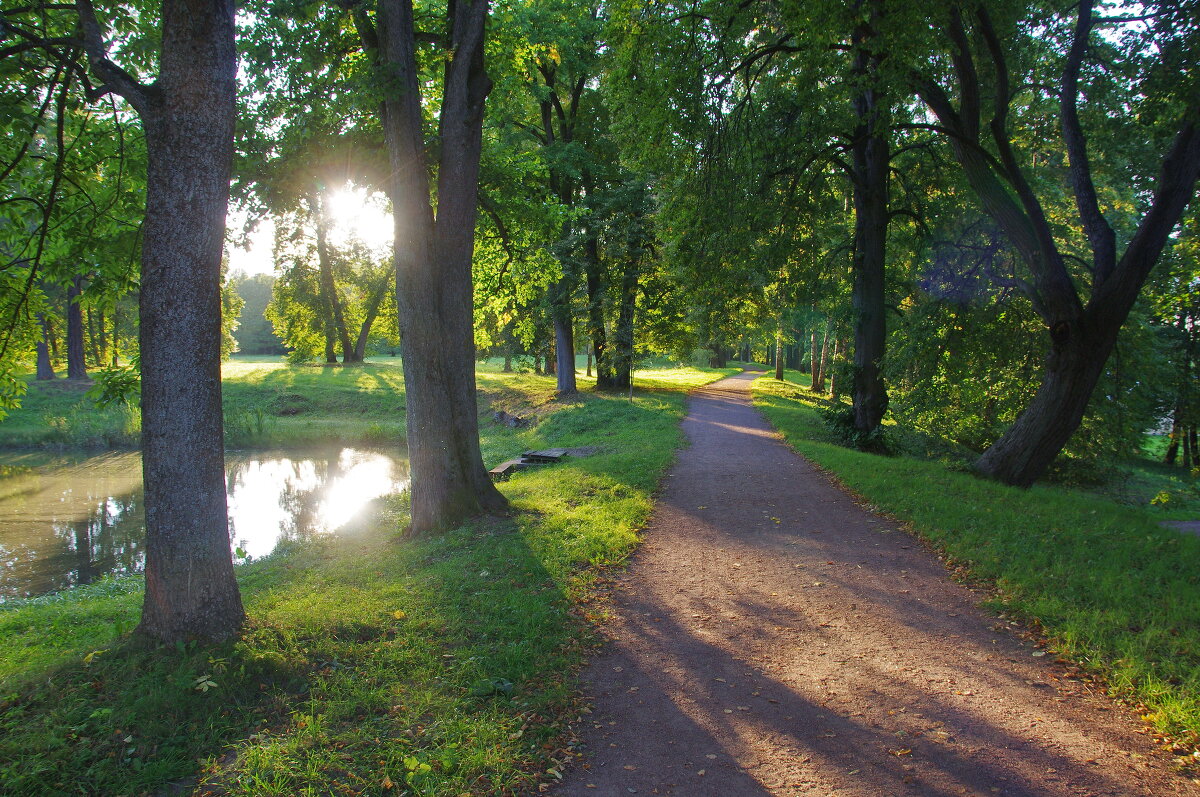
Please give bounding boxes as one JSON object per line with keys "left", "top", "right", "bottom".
{"left": 555, "top": 371, "right": 1198, "bottom": 796}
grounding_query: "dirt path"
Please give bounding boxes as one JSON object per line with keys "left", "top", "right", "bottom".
{"left": 555, "top": 371, "right": 1196, "bottom": 796}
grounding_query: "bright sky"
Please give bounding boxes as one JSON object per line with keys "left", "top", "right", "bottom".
{"left": 226, "top": 185, "right": 394, "bottom": 276}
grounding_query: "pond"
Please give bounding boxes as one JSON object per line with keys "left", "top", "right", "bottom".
{"left": 0, "top": 448, "right": 409, "bottom": 602}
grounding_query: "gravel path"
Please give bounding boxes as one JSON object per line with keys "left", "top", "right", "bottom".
{"left": 555, "top": 371, "right": 1197, "bottom": 796}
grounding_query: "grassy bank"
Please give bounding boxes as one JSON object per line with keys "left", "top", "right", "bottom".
{"left": 0, "top": 356, "right": 713, "bottom": 451}
{"left": 0, "top": 365, "right": 734, "bottom": 796}
{"left": 753, "top": 372, "right": 1200, "bottom": 750}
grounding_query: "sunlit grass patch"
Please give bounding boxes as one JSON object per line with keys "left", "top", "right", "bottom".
{"left": 753, "top": 372, "right": 1200, "bottom": 747}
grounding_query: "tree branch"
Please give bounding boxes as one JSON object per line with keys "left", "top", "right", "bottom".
{"left": 1059, "top": 0, "right": 1117, "bottom": 283}
{"left": 76, "top": 0, "right": 154, "bottom": 115}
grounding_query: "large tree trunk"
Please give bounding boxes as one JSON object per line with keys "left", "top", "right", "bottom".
{"left": 583, "top": 226, "right": 615, "bottom": 390}
{"left": 81, "top": 0, "right": 246, "bottom": 642}
{"left": 550, "top": 278, "right": 577, "bottom": 394}
{"left": 36, "top": 314, "right": 55, "bottom": 380}
{"left": 975, "top": 320, "right": 1117, "bottom": 485}
{"left": 849, "top": 1, "right": 889, "bottom": 436}
{"left": 376, "top": 0, "right": 505, "bottom": 534}
{"left": 66, "top": 275, "right": 87, "bottom": 380}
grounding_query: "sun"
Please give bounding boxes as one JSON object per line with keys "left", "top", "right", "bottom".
{"left": 326, "top": 184, "right": 393, "bottom": 253}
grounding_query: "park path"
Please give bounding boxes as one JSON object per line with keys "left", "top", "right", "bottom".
{"left": 555, "top": 370, "right": 1196, "bottom": 796}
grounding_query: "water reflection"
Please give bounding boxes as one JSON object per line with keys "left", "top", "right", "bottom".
{"left": 0, "top": 449, "right": 408, "bottom": 602}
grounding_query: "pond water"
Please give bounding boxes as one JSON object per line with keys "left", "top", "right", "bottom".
{"left": 0, "top": 448, "right": 409, "bottom": 602}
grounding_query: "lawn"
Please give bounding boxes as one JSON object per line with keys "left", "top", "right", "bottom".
{"left": 753, "top": 371, "right": 1200, "bottom": 751}
{"left": 0, "top": 362, "right": 736, "bottom": 796}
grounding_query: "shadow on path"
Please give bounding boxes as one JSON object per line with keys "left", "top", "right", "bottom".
{"left": 555, "top": 371, "right": 1195, "bottom": 796}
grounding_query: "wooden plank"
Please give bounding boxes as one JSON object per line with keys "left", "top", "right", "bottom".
{"left": 488, "top": 458, "right": 534, "bottom": 481}
{"left": 522, "top": 448, "right": 568, "bottom": 463}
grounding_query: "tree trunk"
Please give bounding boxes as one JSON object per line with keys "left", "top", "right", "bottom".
{"left": 550, "top": 278, "right": 576, "bottom": 394}
{"left": 375, "top": 0, "right": 506, "bottom": 534}
{"left": 708, "top": 344, "right": 727, "bottom": 368}
{"left": 351, "top": 271, "right": 392, "bottom": 362}
{"left": 66, "top": 275, "right": 87, "bottom": 380}
{"left": 315, "top": 198, "right": 355, "bottom": 362}
{"left": 585, "top": 350, "right": 592, "bottom": 377}
{"left": 611, "top": 256, "right": 639, "bottom": 390}
{"left": 975, "top": 321, "right": 1117, "bottom": 485}
{"left": 83, "top": 0, "right": 246, "bottom": 642}
{"left": 774, "top": 318, "right": 784, "bottom": 380}
{"left": 36, "top": 314, "right": 55, "bottom": 380}
{"left": 583, "top": 225, "right": 615, "bottom": 390}
{"left": 503, "top": 353, "right": 512, "bottom": 372}
{"left": 814, "top": 319, "right": 831, "bottom": 394}
{"left": 111, "top": 304, "right": 120, "bottom": 366}
{"left": 849, "top": 1, "right": 889, "bottom": 437}
{"left": 1166, "top": 407, "right": 1182, "bottom": 465}
{"left": 830, "top": 335, "right": 844, "bottom": 399}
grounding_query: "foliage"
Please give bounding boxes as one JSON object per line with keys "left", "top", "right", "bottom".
{"left": 230, "top": 272, "right": 286, "bottom": 356}
{"left": 85, "top": 364, "right": 140, "bottom": 409}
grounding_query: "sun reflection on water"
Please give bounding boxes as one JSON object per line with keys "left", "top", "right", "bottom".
{"left": 0, "top": 448, "right": 409, "bottom": 601}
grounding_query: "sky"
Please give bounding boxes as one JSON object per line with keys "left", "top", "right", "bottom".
{"left": 225, "top": 185, "right": 394, "bottom": 277}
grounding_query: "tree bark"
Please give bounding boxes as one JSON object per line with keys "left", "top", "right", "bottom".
{"left": 974, "top": 321, "right": 1118, "bottom": 485}
{"left": 774, "top": 317, "right": 784, "bottom": 380}
{"left": 351, "top": 270, "right": 392, "bottom": 362}
{"left": 66, "top": 275, "right": 87, "bottom": 380}
{"left": 374, "top": 0, "right": 506, "bottom": 533}
{"left": 610, "top": 259, "right": 638, "bottom": 390}
{"left": 809, "top": 324, "right": 819, "bottom": 383}
{"left": 849, "top": 0, "right": 889, "bottom": 436}
{"left": 584, "top": 231, "right": 616, "bottom": 390}
{"left": 550, "top": 278, "right": 577, "bottom": 394}
{"left": 80, "top": 0, "right": 245, "bottom": 641}
{"left": 35, "top": 314, "right": 55, "bottom": 380}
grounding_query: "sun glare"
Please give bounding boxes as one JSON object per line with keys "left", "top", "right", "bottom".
{"left": 327, "top": 185, "right": 393, "bottom": 253}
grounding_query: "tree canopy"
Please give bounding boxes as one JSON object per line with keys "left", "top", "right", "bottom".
{"left": 3, "top": 0, "right": 1200, "bottom": 637}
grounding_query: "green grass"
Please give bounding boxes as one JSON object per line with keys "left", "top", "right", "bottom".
{"left": 0, "top": 357, "right": 718, "bottom": 451}
{"left": 753, "top": 372, "right": 1200, "bottom": 748}
{"left": 0, "top": 364, "right": 736, "bottom": 796}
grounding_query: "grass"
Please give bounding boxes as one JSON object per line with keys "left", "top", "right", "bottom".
{"left": 0, "top": 363, "right": 736, "bottom": 796}
{"left": 753, "top": 371, "right": 1200, "bottom": 750}
{"left": 0, "top": 356, "right": 705, "bottom": 451}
